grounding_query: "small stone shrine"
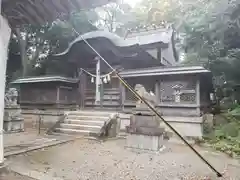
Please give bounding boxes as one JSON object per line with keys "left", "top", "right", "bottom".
{"left": 4, "top": 88, "right": 24, "bottom": 133}
{"left": 126, "top": 84, "right": 170, "bottom": 151}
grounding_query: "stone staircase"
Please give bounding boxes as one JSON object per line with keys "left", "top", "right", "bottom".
{"left": 54, "top": 111, "right": 119, "bottom": 137}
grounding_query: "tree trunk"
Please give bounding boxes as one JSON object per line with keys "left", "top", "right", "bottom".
{"left": 15, "top": 28, "right": 28, "bottom": 77}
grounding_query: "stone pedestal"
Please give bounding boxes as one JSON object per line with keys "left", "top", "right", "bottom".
{"left": 126, "top": 108, "right": 167, "bottom": 151}
{"left": 4, "top": 106, "right": 24, "bottom": 133}
{"left": 126, "top": 134, "right": 164, "bottom": 151}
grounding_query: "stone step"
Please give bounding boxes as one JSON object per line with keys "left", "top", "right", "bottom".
{"left": 84, "top": 107, "right": 121, "bottom": 111}
{"left": 64, "top": 119, "right": 106, "bottom": 126}
{"left": 60, "top": 123, "right": 102, "bottom": 131}
{"left": 55, "top": 110, "right": 119, "bottom": 137}
{"left": 66, "top": 111, "right": 115, "bottom": 117}
{"left": 66, "top": 115, "right": 109, "bottom": 121}
{"left": 55, "top": 128, "right": 98, "bottom": 136}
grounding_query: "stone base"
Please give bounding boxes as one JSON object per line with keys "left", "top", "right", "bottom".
{"left": 132, "top": 107, "right": 157, "bottom": 116}
{"left": 4, "top": 119, "right": 24, "bottom": 133}
{"left": 130, "top": 110, "right": 160, "bottom": 129}
{"left": 126, "top": 126, "right": 165, "bottom": 136}
{"left": 4, "top": 106, "right": 24, "bottom": 133}
{"left": 126, "top": 134, "right": 164, "bottom": 151}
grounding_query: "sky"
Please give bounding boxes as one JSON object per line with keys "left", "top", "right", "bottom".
{"left": 123, "top": 0, "right": 142, "bottom": 7}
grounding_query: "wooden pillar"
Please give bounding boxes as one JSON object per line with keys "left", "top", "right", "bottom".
{"left": 196, "top": 78, "right": 201, "bottom": 116}
{"left": 119, "top": 80, "right": 125, "bottom": 111}
{"left": 0, "top": 14, "right": 11, "bottom": 164}
{"left": 56, "top": 87, "right": 60, "bottom": 105}
{"left": 155, "top": 80, "right": 160, "bottom": 104}
{"left": 78, "top": 71, "right": 86, "bottom": 109}
{"left": 95, "top": 56, "right": 101, "bottom": 105}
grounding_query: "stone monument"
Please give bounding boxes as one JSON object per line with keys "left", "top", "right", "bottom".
{"left": 4, "top": 88, "right": 24, "bottom": 133}
{"left": 126, "top": 84, "right": 170, "bottom": 151}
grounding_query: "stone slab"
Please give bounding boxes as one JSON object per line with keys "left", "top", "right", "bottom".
{"left": 4, "top": 136, "right": 74, "bottom": 157}
{"left": 126, "top": 134, "right": 163, "bottom": 151}
{"left": 10, "top": 166, "right": 64, "bottom": 180}
{"left": 126, "top": 126, "right": 165, "bottom": 136}
{"left": 130, "top": 115, "right": 160, "bottom": 128}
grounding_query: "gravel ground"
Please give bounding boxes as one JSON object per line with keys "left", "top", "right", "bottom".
{"left": 7, "top": 138, "right": 240, "bottom": 180}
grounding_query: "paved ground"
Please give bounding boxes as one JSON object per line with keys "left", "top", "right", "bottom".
{"left": 7, "top": 138, "right": 240, "bottom": 180}
{"left": 4, "top": 128, "right": 44, "bottom": 147}
{"left": 0, "top": 168, "right": 34, "bottom": 180}
{"left": 4, "top": 128, "right": 74, "bottom": 157}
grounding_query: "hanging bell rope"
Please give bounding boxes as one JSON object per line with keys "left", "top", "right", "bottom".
{"left": 107, "top": 74, "right": 111, "bottom": 82}
{"left": 103, "top": 76, "right": 108, "bottom": 84}
{"left": 91, "top": 77, "right": 94, "bottom": 83}
{"left": 80, "top": 68, "right": 114, "bottom": 78}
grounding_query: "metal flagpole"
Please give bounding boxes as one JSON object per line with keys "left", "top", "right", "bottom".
{"left": 71, "top": 28, "right": 223, "bottom": 178}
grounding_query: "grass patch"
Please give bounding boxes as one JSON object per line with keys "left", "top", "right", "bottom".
{"left": 203, "top": 114, "right": 240, "bottom": 157}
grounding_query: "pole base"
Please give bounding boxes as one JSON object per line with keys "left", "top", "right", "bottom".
{"left": 0, "top": 159, "right": 7, "bottom": 169}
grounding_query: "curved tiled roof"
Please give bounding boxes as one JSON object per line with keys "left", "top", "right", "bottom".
{"left": 11, "top": 76, "right": 79, "bottom": 84}
{"left": 55, "top": 29, "right": 172, "bottom": 56}
{"left": 55, "top": 30, "right": 139, "bottom": 56}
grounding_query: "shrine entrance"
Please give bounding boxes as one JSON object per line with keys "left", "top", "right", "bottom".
{"left": 77, "top": 56, "right": 118, "bottom": 110}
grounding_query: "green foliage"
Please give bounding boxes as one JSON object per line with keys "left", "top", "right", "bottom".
{"left": 229, "top": 104, "right": 240, "bottom": 114}
{"left": 181, "top": 0, "right": 240, "bottom": 78}
{"left": 7, "top": 10, "right": 98, "bottom": 79}
{"left": 47, "top": 11, "right": 98, "bottom": 53}
{"left": 95, "top": 2, "right": 132, "bottom": 32}
{"left": 204, "top": 113, "right": 240, "bottom": 156}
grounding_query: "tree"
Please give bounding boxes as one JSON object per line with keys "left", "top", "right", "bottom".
{"left": 95, "top": 2, "right": 132, "bottom": 33}
{"left": 8, "top": 10, "right": 99, "bottom": 78}
{"left": 125, "top": 0, "right": 240, "bottom": 84}
{"left": 14, "top": 24, "right": 50, "bottom": 77}
{"left": 47, "top": 11, "right": 98, "bottom": 53}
